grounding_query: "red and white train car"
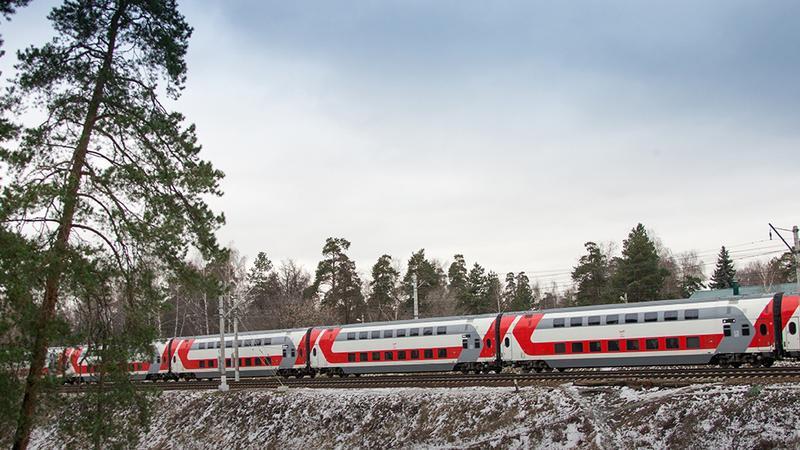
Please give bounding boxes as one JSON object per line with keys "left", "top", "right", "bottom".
{"left": 501, "top": 293, "right": 800, "bottom": 371}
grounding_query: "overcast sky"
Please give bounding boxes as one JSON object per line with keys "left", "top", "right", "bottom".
{"left": 2, "top": 1, "right": 797, "bottom": 289}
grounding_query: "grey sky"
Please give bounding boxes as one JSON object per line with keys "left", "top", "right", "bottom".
{"left": 2, "top": 1, "right": 797, "bottom": 289}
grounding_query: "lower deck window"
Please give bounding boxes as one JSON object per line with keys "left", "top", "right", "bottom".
{"left": 645, "top": 339, "right": 658, "bottom": 350}
{"left": 372, "top": 352, "right": 381, "bottom": 361}
{"left": 554, "top": 343, "right": 566, "bottom": 354}
{"left": 424, "top": 349, "right": 433, "bottom": 359}
{"left": 608, "top": 340, "right": 620, "bottom": 351}
{"left": 360, "top": 352, "right": 368, "bottom": 362}
{"left": 571, "top": 342, "right": 583, "bottom": 353}
{"left": 411, "top": 350, "right": 419, "bottom": 359}
{"left": 686, "top": 337, "right": 700, "bottom": 349}
{"left": 437, "top": 348, "right": 447, "bottom": 358}
{"left": 626, "top": 340, "right": 639, "bottom": 351}
{"left": 398, "top": 351, "right": 407, "bottom": 360}
{"left": 666, "top": 338, "right": 679, "bottom": 349}
{"left": 199, "top": 360, "right": 205, "bottom": 368}
{"left": 589, "top": 341, "right": 601, "bottom": 352}
{"left": 348, "top": 353, "right": 356, "bottom": 362}
{"left": 385, "top": 351, "right": 394, "bottom": 361}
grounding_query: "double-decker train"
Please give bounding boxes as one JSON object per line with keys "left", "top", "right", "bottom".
{"left": 53, "top": 292, "right": 800, "bottom": 383}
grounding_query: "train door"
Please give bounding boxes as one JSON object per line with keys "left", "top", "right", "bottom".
{"left": 784, "top": 317, "right": 800, "bottom": 353}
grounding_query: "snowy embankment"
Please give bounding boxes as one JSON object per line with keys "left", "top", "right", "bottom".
{"left": 32, "top": 382, "right": 800, "bottom": 449}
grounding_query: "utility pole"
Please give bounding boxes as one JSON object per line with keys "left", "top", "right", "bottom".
{"left": 233, "top": 312, "right": 240, "bottom": 382}
{"left": 768, "top": 223, "right": 799, "bottom": 293}
{"left": 218, "top": 295, "right": 229, "bottom": 392}
{"left": 412, "top": 273, "right": 419, "bottom": 320}
{"left": 794, "top": 226, "right": 800, "bottom": 293}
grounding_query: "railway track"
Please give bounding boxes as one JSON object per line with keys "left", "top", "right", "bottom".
{"left": 60, "top": 366, "right": 800, "bottom": 392}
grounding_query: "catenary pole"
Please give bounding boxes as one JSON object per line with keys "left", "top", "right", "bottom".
{"left": 412, "top": 273, "right": 419, "bottom": 320}
{"left": 793, "top": 226, "right": 799, "bottom": 293}
{"left": 218, "top": 295, "right": 229, "bottom": 392}
{"left": 233, "top": 312, "right": 240, "bottom": 382}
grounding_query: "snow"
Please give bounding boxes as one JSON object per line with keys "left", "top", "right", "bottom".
{"left": 30, "top": 382, "right": 800, "bottom": 449}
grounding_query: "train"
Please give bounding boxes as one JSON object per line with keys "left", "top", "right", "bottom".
{"left": 53, "top": 292, "right": 800, "bottom": 383}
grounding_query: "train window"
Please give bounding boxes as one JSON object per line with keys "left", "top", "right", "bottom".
{"left": 664, "top": 311, "right": 678, "bottom": 321}
{"left": 588, "top": 316, "right": 601, "bottom": 326}
{"left": 282, "top": 348, "right": 287, "bottom": 357}
{"left": 553, "top": 318, "right": 565, "bottom": 328}
{"left": 476, "top": 339, "right": 483, "bottom": 349}
{"left": 608, "top": 340, "right": 620, "bottom": 351}
{"left": 570, "top": 317, "right": 583, "bottom": 327}
{"left": 759, "top": 324, "right": 768, "bottom": 336}
{"left": 225, "top": 341, "right": 232, "bottom": 348}
{"left": 666, "top": 338, "right": 679, "bottom": 349}
{"left": 723, "top": 325, "right": 731, "bottom": 337}
{"left": 462, "top": 339, "right": 468, "bottom": 349}
{"left": 625, "top": 314, "right": 638, "bottom": 324}
{"left": 398, "top": 351, "right": 407, "bottom": 360}
{"left": 397, "top": 329, "right": 407, "bottom": 337}
{"left": 384, "top": 330, "right": 394, "bottom": 338}
{"left": 644, "top": 312, "right": 658, "bottom": 323}
{"left": 424, "top": 349, "right": 433, "bottom": 358}
{"left": 360, "top": 352, "right": 368, "bottom": 362}
{"left": 645, "top": 339, "right": 658, "bottom": 350}
{"left": 245, "top": 358, "right": 251, "bottom": 367}
{"left": 436, "top": 326, "right": 447, "bottom": 335}
{"left": 741, "top": 324, "right": 750, "bottom": 336}
{"left": 347, "top": 332, "right": 356, "bottom": 341}
{"left": 372, "top": 352, "right": 381, "bottom": 361}
{"left": 626, "top": 340, "right": 639, "bottom": 351}
{"left": 291, "top": 349, "right": 296, "bottom": 357}
{"left": 264, "top": 338, "right": 271, "bottom": 345}
{"left": 244, "top": 339, "right": 252, "bottom": 347}
{"left": 685, "top": 309, "right": 699, "bottom": 320}
{"left": 571, "top": 343, "right": 584, "bottom": 353}
{"left": 410, "top": 328, "right": 420, "bottom": 337}
{"left": 411, "top": 350, "right": 420, "bottom": 359}
{"left": 313, "top": 348, "right": 317, "bottom": 356}
{"left": 173, "top": 356, "right": 177, "bottom": 363}
{"left": 790, "top": 322, "right": 797, "bottom": 335}
{"left": 348, "top": 353, "right": 356, "bottom": 362}
{"left": 554, "top": 343, "right": 566, "bottom": 354}
{"left": 264, "top": 357, "right": 270, "bottom": 366}
{"left": 589, "top": 341, "right": 601, "bottom": 352}
{"left": 686, "top": 337, "right": 700, "bottom": 349}
{"left": 253, "top": 339, "right": 262, "bottom": 346}
{"left": 225, "top": 358, "right": 231, "bottom": 368}
{"left": 371, "top": 331, "right": 381, "bottom": 339}
{"left": 423, "top": 327, "right": 433, "bottom": 336}
{"left": 605, "top": 315, "right": 619, "bottom": 325}
{"left": 438, "top": 348, "right": 447, "bottom": 358}
{"left": 504, "top": 337, "right": 510, "bottom": 348}
{"left": 198, "top": 343, "right": 206, "bottom": 350}
{"left": 385, "top": 351, "right": 394, "bottom": 360}
{"left": 254, "top": 358, "right": 261, "bottom": 366}
{"left": 359, "top": 331, "right": 368, "bottom": 340}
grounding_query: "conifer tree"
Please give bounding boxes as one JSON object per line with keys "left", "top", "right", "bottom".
{"left": 459, "top": 263, "right": 490, "bottom": 314}
{"left": 307, "top": 238, "right": 364, "bottom": 324}
{"left": 367, "top": 255, "right": 400, "bottom": 321}
{"left": 502, "top": 272, "right": 517, "bottom": 309}
{"left": 611, "top": 224, "right": 668, "bottom": 302}
{"left": 509, "top": 272, "right": 534, "bottom": 311}
{"left": 709, "top": 246, "right": 737, "bottom": 289}
{"left": 486, "top": 271, "right": 502, "bottom": 312}
{"left": 447, "top": 254, "right": 468, "bottom": 298}
{"left": 2, "top": 2, "right": 224, "bottom": 447}
{"left": 402, "top": 249, "right": 444, "bottom": 315}
{"left": 572, "top": 242, "right": 613, "bottom": 305}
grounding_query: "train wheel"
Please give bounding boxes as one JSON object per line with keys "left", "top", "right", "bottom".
{"left": 556, "top": 367, "right": 566, "bottom": 372}
{"left": 761, "top": 358, "right": 774, "bottom": 368}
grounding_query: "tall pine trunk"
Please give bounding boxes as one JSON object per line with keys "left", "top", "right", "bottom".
{"left": 12, "top": 5, "right": 126, "bottom": 449}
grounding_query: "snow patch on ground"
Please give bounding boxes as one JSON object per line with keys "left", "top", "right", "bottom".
{"left": 30, "top": 382, "right": 800, "bottom": 449}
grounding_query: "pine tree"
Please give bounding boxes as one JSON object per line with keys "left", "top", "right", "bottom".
{"left": 402, "top": 249, "right": 444, "bottom": 315}
{"left": 2, "top": 2, "right": 224, "bottom": 447}
{"left": 611, "top": 224, "right": 668, "bottom": 302}
{"left": 367, "top": 255, "right": 400, "bottom": 321}
{"left": 486, "top": 271, "right": 502, "bottom": 312}
{"left": 709, "top": 246, "right": 737, "bottom": 289}
{"left": 307, "top": 238, "right": 365, "bottom": 324}
{"left": 510, "top": 272, "right": 534, "bottom": 311}
{"left": 502, "top": 272, "right": 516, "bottom": 309}
{"left": 572, "top": 242, "right": 613, "bottom": 305}
{"left": 459, "top": 263, "right": 490, "bottom": 314}
{"left": 447, "top": 254, "right": 468, "bottom": 298}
